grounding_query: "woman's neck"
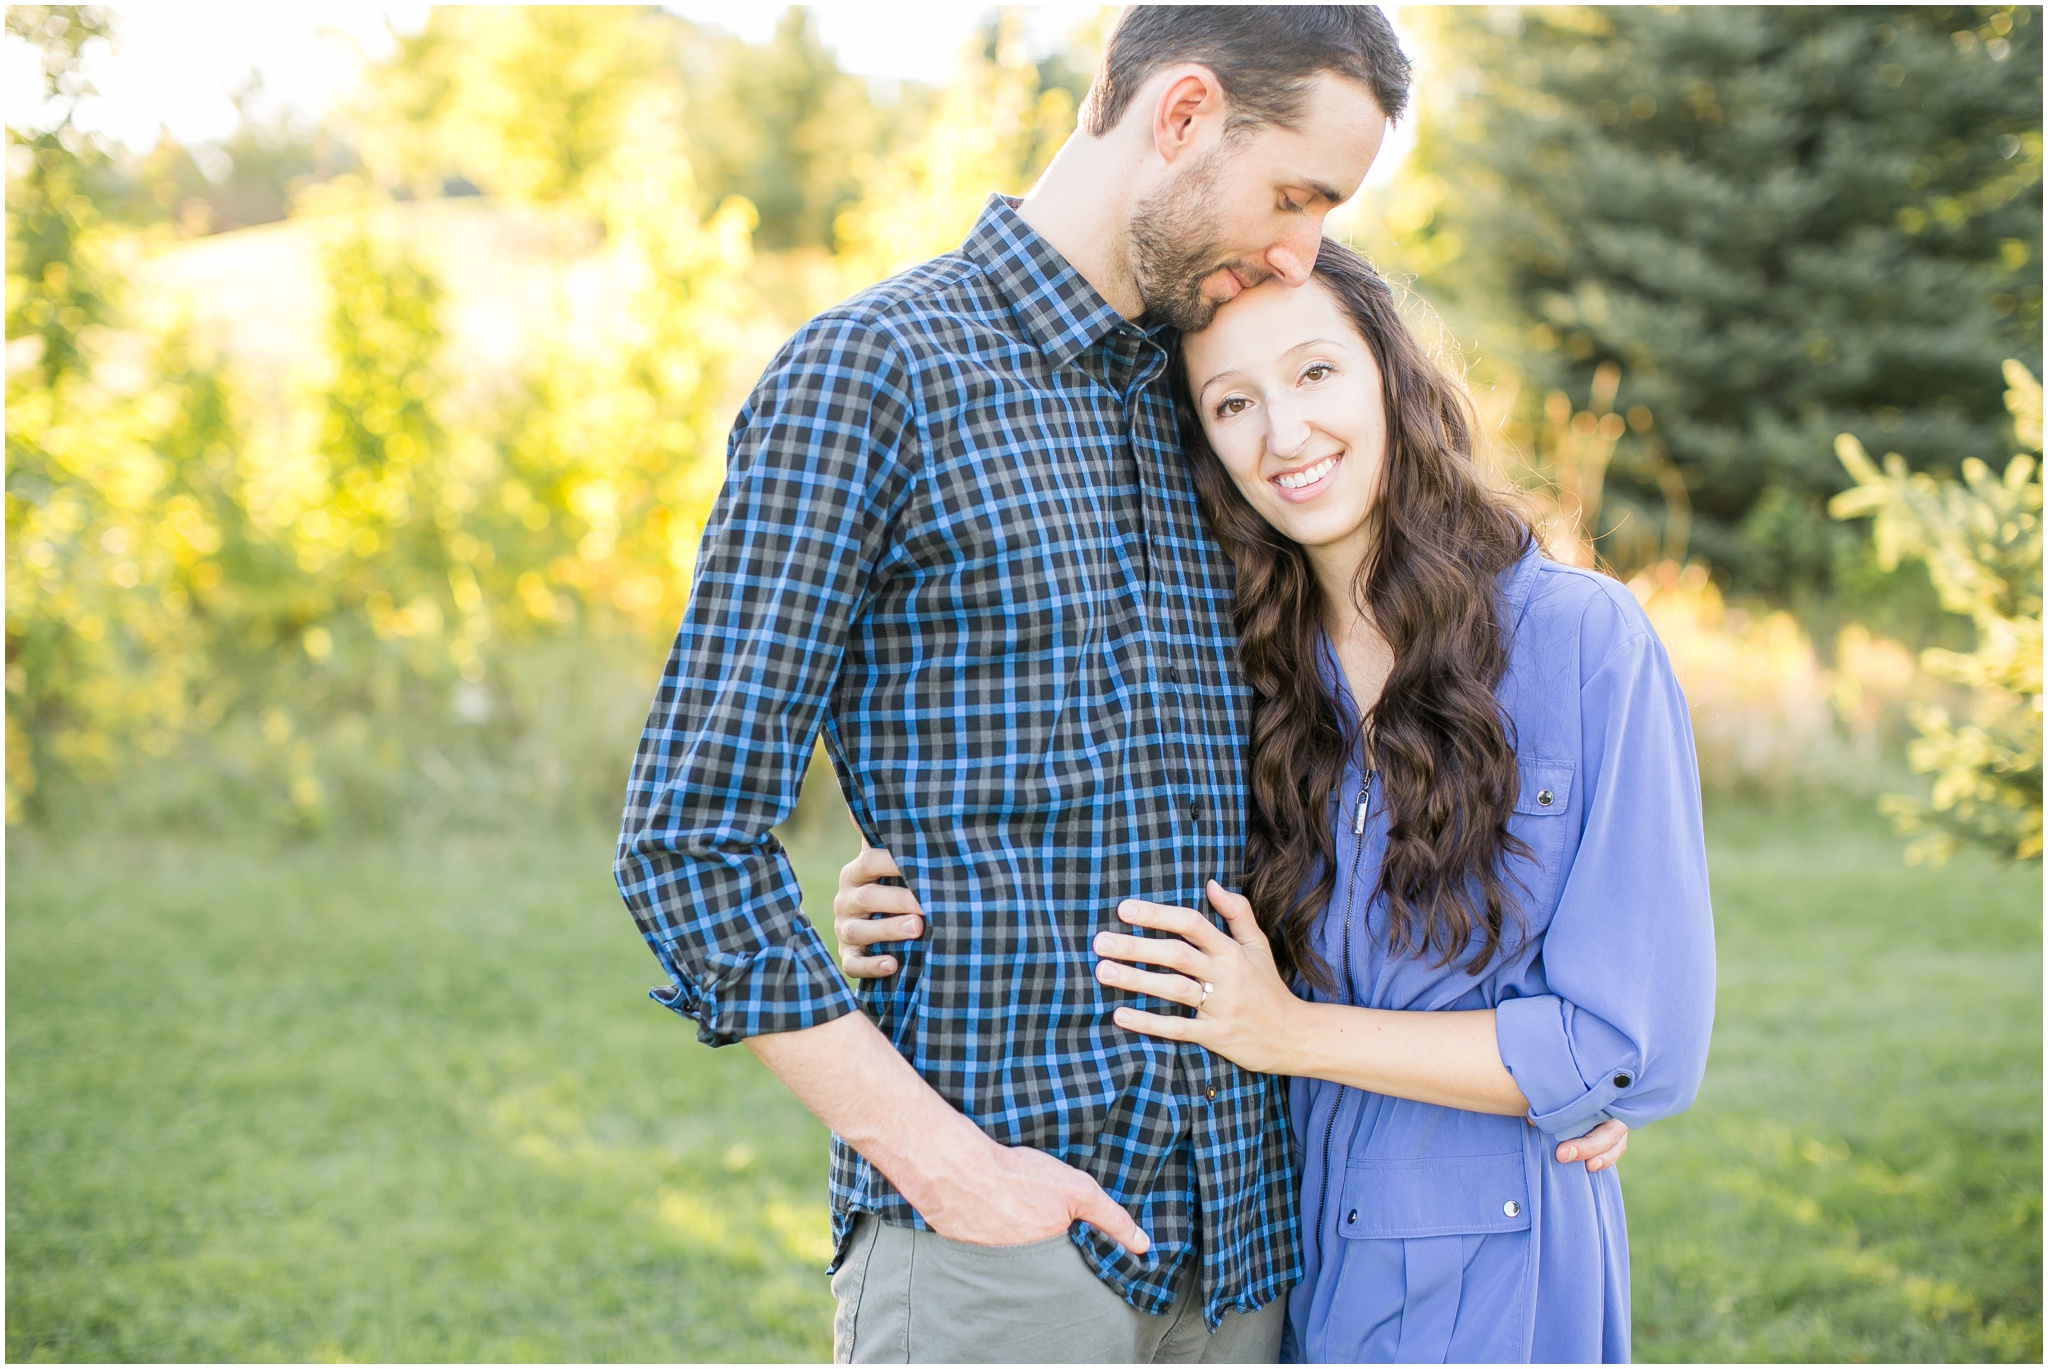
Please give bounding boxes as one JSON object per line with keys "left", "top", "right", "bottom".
{"left": 1314, "top": 551, "right": 1395, "bottom": 727}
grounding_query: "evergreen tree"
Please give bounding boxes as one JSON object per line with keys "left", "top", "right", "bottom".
{"left": 1400, "top": 6, "right": 2041, "bottom": 598}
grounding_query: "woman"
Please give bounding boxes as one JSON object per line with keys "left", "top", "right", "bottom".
{"left": 834, "top": 241, "right": 1715, "bottom": 1363}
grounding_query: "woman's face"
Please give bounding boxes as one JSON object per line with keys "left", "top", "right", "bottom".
{"left": 1181, "top": 275, "right": 1386, "bottom": 560}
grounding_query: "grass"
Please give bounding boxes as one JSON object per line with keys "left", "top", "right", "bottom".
{"left": 1629, "top": 800, "right": 2042, "bottom": 1361}
{"left": 6, "top": 797, "right": 2039, "bottom": 1362}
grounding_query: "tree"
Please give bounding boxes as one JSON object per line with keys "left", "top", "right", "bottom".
{"left": 676, "top": 9, "right": 886, "bottom": 251}
{"left": 1396, "top": 6, "right": 2042, "bottom": 598}
{"left": 834, "top": 13, "right": 1076, "bottom": 288}
{"left": 1832, "top": 362, "right": 2042, "bottom": 863}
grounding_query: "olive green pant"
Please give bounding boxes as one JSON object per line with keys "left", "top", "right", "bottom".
{"left": 831, "top": 1215, "right": 1285, "bottom": 1364}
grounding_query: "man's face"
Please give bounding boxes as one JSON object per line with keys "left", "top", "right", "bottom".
{"left": 1128, "top": 75, "right": 1388, "bottom": 331}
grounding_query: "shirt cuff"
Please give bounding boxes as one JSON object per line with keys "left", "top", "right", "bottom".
{"left": 649, "top": 922, "right": 860, "bottom": 1048}
{"left": 1495, "top": 993, "right": 1638, "bottom": 1138}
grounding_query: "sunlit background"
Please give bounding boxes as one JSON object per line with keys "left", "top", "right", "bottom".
{"left": 7, "top": 5, "right": 2041, "bottom": 1362}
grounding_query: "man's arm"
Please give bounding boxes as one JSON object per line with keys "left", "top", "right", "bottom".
{"left": 749, "top": 1015, "right": 1150, "bottom": 1251}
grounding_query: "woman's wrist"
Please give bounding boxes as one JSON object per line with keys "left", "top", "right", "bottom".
{"left": 1268, "top": 995, "right": 1341, "bottom": 1079}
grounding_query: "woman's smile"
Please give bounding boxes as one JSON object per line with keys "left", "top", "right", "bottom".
{"left": 1273, "top": 451, "right": 1343, "bottom": 497}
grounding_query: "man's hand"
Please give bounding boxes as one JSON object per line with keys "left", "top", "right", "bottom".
{"left": 745, "top": 1011, "right": 1150, "bottom": 1253}
{"left": 913, "top": 1136, "right": 1154, "bottom": 1250}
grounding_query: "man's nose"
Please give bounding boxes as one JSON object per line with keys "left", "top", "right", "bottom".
{"left": 1263, "top": 222, "right": 1323, "bottom": 288}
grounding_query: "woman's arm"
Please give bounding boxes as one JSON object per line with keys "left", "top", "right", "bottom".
{"left": 839, "top": 854, "right": 1633, "bottom": 1167}
{"left": 1096, "top": 885, "right": 1528, "bottom": 1115}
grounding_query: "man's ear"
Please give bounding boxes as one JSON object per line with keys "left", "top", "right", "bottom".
{"left": 1151, "top": 65, "right": 1225, "bottom": 166}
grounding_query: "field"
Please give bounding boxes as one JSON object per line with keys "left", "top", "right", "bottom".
{"left": 7, "top": 799, "right": 2040, "bottom": 1362}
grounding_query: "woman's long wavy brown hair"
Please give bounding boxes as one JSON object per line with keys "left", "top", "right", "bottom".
{"left": 1172, "top": 241, "right": 1535, "bottom": 991}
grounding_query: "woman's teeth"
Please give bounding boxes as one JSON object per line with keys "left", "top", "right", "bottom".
{"left": 1275, "top": 455, "right": 1338, "bottom": 490}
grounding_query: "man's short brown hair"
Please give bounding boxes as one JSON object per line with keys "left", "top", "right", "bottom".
{"left": 1079, "top": 5, "right": 1411, "bottom": 138}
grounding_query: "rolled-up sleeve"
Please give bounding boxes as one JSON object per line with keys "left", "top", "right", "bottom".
{"left": 614, "top": 313, "right": 921, "bottom": 1047}
{"left": 1497, "top": 621, "right": 1717, "bottom": 1137}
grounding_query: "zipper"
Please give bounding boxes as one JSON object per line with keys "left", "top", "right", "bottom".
{"left": 1313, "top": 766, "right": 1376, "bottom": 1264}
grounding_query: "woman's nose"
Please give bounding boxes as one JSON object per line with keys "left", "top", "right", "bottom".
{"left": 1267, "top": 403, "right": 1313, "bottom": 459}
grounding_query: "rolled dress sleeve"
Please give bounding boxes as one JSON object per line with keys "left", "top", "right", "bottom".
{"left": 614, "top": 314, "right": 921, "bottom": 1047}
{"left": 1496, "top": 600, "right": 1717, "bottom": 1136}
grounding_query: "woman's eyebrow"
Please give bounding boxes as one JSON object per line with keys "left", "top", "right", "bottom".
{"left": 1198, "top": 338, "right": 1352, "bottom": 396}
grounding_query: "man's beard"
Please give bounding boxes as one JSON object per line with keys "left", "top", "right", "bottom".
{"left": 1127, "top": 150, "right": 1266, "bottom": 332}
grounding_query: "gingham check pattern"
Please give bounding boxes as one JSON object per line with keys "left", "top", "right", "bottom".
{"left": 615, "top": 196, "right": 1299, "bottom": 1327}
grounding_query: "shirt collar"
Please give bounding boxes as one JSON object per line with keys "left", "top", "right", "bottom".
{"left": 958, "top": 194, "right": 1148, "bottom": 367}
{"left": 1500, "top": 533, "right": 1547, "bottom": 631}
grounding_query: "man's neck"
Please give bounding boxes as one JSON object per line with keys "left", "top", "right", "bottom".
{"left": 1015, "top": 132, "right": 1145, "bottom": 320}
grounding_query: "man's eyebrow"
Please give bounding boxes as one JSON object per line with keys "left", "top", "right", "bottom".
{"left": 1307, "top": 180, "right": 1347, "bottom": 205}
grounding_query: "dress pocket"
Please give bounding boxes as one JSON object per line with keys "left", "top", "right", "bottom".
{"left": 1336, "top": 1151, "right": 1532, "bottom": 1240}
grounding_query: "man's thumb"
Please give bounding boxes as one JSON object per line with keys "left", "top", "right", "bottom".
{"left": 1073, "top": 1184, "right": 1151, "bottom": 1255}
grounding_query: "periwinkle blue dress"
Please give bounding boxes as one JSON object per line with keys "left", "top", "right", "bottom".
{"left": 1282, "top": 543, "right": 1716, "bottom": 1364}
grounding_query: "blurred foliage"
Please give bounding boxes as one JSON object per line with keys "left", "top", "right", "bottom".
{"left": 6, "top": 7, "right": 753, "bottom": 830}
{"left": 351, "top": 5, "right": 898, "bottom": 253}
{"left": 678, "top": 8, "right": 894, "bottom": 252}
{"left": 5, "top": 5, "right": 116, "bottom": 387}
{"left": 350, "top": 6, "right": 674, "bottom": 207}
{"left": 1392, "top": 5, "right": 2042, "bottom": 612}
{"left": 1833, "top": 362, "right": 2043, "bottom": 862}
{"left": 5, "top": 5, "right": 2043, "bottom": 831}
{"left": 834, "top": 12, "right": 1080, "bottom": 286}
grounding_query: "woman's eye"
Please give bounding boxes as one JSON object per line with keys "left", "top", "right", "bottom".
{"left": 1302, "top": 363, "right": 1333, "bottom": 383}
{"left": 1215, "top": 396, "right": 1250, "bottom": 418}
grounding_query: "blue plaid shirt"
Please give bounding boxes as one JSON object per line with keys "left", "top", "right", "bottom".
{"left": 615, "top": 196, "right": 1299, "bottom": 1326}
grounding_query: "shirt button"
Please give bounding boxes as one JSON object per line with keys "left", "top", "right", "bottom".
{"left": 1346, "top": 1209, "right": 1359, "bottom": 1225}
{"left": 1166, "top": 665, "right": 1183, "bottom": 684}
{"left": 1613, "top": 1073, "right": 1632, "bottom": 1088}
{"left": 1537, "top": 789, "right": 1554, "bottom": 807}
{"left": 1189, "top": 802, "right": 1202, "bottom": 822}
{"left": 1503, "top": 1200, "right": 1522, "bottom": 1218}
{"left": 1204, "top": 1084, "right": 1218, "bottom": 1101}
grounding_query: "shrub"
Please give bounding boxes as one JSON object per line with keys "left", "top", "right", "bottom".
{"left": 1831, "top": 361, "right": 2043, "bottom": 861}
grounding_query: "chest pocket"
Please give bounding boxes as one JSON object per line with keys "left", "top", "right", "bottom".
{"left": 1506, "top": 758, "right": 1576, "bottom": 915}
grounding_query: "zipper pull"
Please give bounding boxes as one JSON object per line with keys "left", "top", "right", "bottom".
{"left": 1351, "top": 770, "right": 1377, "bottom": 835}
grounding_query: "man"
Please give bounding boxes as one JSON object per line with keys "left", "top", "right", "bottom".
{"left": 620, "top": 8, "right": 1403, "bottom": 1361}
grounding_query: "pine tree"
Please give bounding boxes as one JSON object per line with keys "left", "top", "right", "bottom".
{"left": 1398, "top": 6, "right": 2041, "bottom": 598}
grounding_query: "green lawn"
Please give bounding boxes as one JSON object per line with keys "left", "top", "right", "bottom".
{"left": 7, "top": 799, "right": 2039, "bottom": 1362}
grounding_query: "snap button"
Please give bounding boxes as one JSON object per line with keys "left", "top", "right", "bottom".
{"left": 1204, "top": 1085, "right": 1217, "bottom": 1101}
{"left": 1503, "top": 1200, "right": 1522, "bottom": 1218}
{"left": 1536, "top": 789, "right": 1554, "bottom": 807}
{"left": 1346, "top": 1209, "right": 1358, "bottom": 1225}
{"left": 1613, "top": 1073, "right": 1632, "bottom": 1088}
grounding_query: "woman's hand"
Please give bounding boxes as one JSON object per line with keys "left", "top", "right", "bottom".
{"left": 832, "top": 840, "right": 925, "bottom": 978}
{"left": 1093, "top": 879, "right": 1308, "bottom": 1076}
{"left": 1558, "top": 1117, "right": 1629, "bottom": 1173}
{"left": 1097, "top": 879, "right": 1634, "bottom": 1174}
